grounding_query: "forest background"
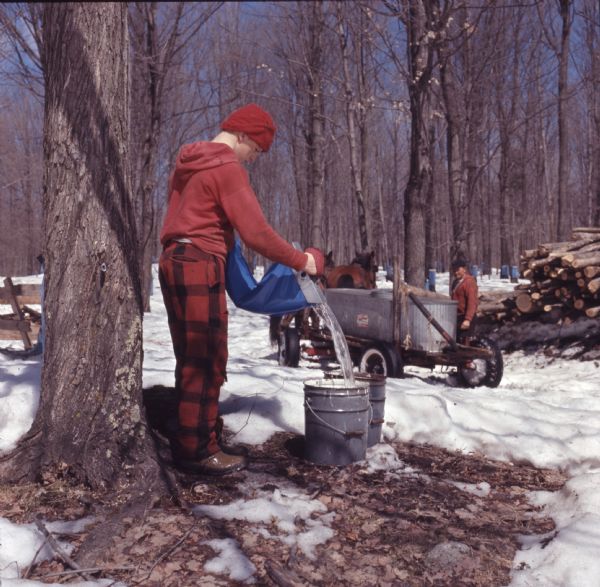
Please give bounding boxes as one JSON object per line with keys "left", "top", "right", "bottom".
{"left": 1, "top": 0, "right": 599, "bottom": 298}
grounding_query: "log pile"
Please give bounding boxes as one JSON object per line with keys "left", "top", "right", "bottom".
{"left": 476, "top": 227, "right": 600, "bottom": 327}
{"left": 517, "top": 227, "right": 600, "bottom": 321}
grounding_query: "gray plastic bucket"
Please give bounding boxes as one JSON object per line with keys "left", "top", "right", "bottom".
{"left": 303, "top": 379, "right": 370, "bottom": 465}
{"left": 325, "top": 372, "right": 387, "bottom": 447}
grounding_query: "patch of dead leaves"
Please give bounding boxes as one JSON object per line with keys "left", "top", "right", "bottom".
{"left": 2, "top": 433, "right": 567, "bottom": 586}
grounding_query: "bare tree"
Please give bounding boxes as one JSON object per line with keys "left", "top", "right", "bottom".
{"left": 305, "top": 1, "right": 327, "bottom": 250}
{"left": 396, "top": 0, "right": 445, "bottom": 286}
{"left": 270, "top": 1, "right": 329, "bottom": 250}
{"left": 0, "top": 3, "right": 44, "bottom": 98}
{"left": 1, "top": 0, "right": 599, "bottom": 284}
{"left": 537, "top": 0, "right": 574, "bottom": 239}
{"left": 335, "top": 2, "right": 371, "bottom": 251}
{"left": 0, "top": 4, "right": 44, "bottom": 275}
{"left": 556, "top": 0, "right": 574, "bottom": 238}
{"left": 129, "top": 1, "right": 223, "bottom": 311}
{"left": 0, "top": 91, "right": 43, "bottom": 275}
{"left": 1, "top": 3, "right": 161, "bottom": 494}
{"left": 580, "top": 0, "right": 600, "bottom": 225}
{"left": 436, "top": 2, "right": 494, "bottom": 265}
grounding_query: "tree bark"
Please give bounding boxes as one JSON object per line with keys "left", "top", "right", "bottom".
{"left": 556, "top": 0, "right": 572, "bottom": 239}
{"left": 336, "top": 7, "right": 369, "bottom": 251}
{"left": 0, "top": 3, "right": 160, "bottom": 493}
{"left": 131, "top": 2, "right": 165, "bottom": 313}
{"left": 439, "top": 46, "right": 467, "bottom": 263}
{"left": 306, "top": 1, "right": 326, "bottom": 250}
{"left": 402, "top": 0, "right": 437, "bottom": 287}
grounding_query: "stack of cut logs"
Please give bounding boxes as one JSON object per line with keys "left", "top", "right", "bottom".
{"left": 519, "top": 227, "right": 600, "bottom": 320}
{"left": 477, "top": 227, "right": 600, "bottom": 325}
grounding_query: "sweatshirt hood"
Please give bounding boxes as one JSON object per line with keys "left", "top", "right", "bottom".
{"left": 175, "top": 141, "right": 238, "bottom": 178}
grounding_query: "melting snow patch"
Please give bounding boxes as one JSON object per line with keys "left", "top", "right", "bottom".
{"left": 194, "top": 480, "right": 334, "bottom": 560}
{"left": 511, "top": 472, "right": 600, "bottom": 587}
{"left": 0, "top": 517, "right": 68, "bottom": 579}
{"left": 363, "top": 443, "right": 416, "bottom": 475}
{"left": 203, "top": 538, "right": 256, "bottom": 583}
{"left": 449, "top": 480, "right": 491, "bottom": 497}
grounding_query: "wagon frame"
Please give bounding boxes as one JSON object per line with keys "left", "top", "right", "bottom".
{"left": 274, "top": 274, "right": 503, "bottom": 388}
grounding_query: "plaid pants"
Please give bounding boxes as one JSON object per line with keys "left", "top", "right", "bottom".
{"left": 158, "top": 242, "right": 228, "bottom": 459}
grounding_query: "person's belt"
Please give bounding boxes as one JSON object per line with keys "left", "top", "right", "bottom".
{"left": 163, "top": 239, "right": 217, "bottom": 262}
{"left": 163, "top": 237, "right": 192, "bottom": 249}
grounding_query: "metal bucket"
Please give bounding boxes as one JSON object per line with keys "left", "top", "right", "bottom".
{"left": 324, "top": 372, "right": 387, "bottom": 447}
{"left": 303, "top": 379, "right": 370, "bottom": 466}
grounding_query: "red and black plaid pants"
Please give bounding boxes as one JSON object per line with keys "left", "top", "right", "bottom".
{"left": 159, "top": 242, "right": 228, "bottom": 459}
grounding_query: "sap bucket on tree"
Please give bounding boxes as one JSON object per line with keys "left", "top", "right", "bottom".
{"left": 303, "top": 379, "right": 370, "bottom": 466}
{"left": 325, "top": 372, "right": 387, "bottom": 448}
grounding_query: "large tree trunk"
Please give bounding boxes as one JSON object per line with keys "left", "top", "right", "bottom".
{"left": 1, "top": 3, "right": 160, "bottom": 493}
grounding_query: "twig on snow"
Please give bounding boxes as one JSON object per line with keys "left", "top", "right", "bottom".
{"left": 23, "top": 535, "right": 49, "bottom": 579}
{"left": 33, "top": 515, "right": 94, "bottom": 582}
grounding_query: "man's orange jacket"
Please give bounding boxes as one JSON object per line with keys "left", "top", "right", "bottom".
{"left": 451, "top": 274, "right": 478, "bottom": 321}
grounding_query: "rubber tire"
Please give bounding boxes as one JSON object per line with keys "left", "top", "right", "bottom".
{"left": 278, "top": 327, "right": 300, "bottom": 368}
{"left": 359, "top": 343, "right": 403, "bottom": 378}
{"left": 458, "top": 336, "right": 503, "bottom": 388}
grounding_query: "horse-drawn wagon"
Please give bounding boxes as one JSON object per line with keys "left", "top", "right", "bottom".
{"left": 273, "top": 281, "right": 504, "bottom": 388}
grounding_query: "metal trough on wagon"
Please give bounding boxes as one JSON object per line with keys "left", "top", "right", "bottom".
{"left": 276, "top": 284, "right": 503, "bottom": 389}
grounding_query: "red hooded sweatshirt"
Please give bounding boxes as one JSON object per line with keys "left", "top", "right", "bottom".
{"left": 160, "top": 142, "right": 307, "bottom": 271}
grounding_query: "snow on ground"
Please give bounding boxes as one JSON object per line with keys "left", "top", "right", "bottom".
{"left": 1, "top": 267, "right": 600, "bottom": 585}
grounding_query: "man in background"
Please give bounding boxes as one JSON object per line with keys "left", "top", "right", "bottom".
{"left": 450, "top": 257, "right": 478, "bottom": 345}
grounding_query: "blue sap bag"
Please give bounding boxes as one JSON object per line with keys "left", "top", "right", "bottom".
{"left": 225, "top": 239, "right": 312, "bottom": 316}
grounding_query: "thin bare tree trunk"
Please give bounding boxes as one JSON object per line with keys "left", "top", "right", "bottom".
{"left": 402, "top": 0, "right": 437, "bottom": 286}
{"left": 557, "top": 0, "right": 572, "bottom": 239}
{"left": 439, "top": 52, "right": 468, "bottom": 261}
{"left": 336, "top": 5, "right": 369, "bottom": 251}
{"left": 306, "top": 1, "right": 326, "bottom": 249}
{"left": 131, "top": 2, "right": 164, "bottom": 313}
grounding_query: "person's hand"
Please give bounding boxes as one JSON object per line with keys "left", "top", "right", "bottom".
{"left": 460, "top": 319, "right": 471, "bottom": 330}
{"left": 304, "top": 252, "right": 317, "bottom": 275}
{"left": 303, "top": 247, "right": 324, "bottom": 276}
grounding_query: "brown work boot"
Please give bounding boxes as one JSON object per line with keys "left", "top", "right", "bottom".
{"left": 219, "top": 441, "right": 249, "bottom": 457}
{"left": 174, "top": 450, "right": 247, "bottom": 476}
{"left": 215, "top": 416, "right": 249, "bottom": 457}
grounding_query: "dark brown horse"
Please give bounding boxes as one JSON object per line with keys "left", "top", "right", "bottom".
{"left": 324, "top": 250, "right": 377, "bottom": 289}
{"left": 269, "top": 250, "right": 378, "bottom": 345}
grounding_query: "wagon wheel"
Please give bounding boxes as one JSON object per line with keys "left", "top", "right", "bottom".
{"left": 358, "top": 343, "right": 403, "bottom": 378}
{"left": 277, "top": 327, "right": 300, "bottom": 368}
{"left": 458, "top": 336, "right": 503, "bottom": 388}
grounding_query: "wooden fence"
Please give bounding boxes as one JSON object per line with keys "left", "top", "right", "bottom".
{"left": 0, "top": 277, "right": 42, "bottom": 350}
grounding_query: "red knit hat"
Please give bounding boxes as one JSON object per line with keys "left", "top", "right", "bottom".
{"left": 221, "top": 103, "right": 277, "bottom": 152}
